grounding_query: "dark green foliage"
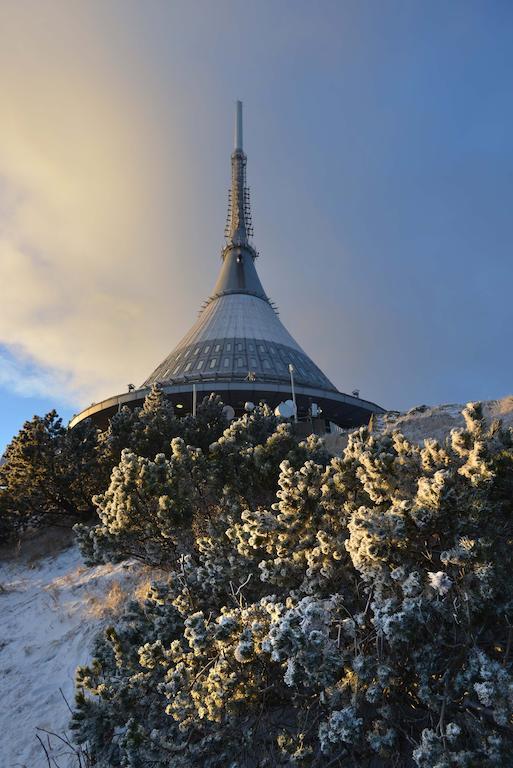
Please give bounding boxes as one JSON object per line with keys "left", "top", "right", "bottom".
{"left": 181, "top": 393, "right": 227, "bottom": 453}
{"left": 75, "top": 404, "right": 328, "bottom": 568}
{"left": 99, "top": 384, "right": 180, "bottom": 465}
{"left": 72, "top": 404, "right": 513, "bottom": 767}
{"left": 0, "top": 411, "right": 108, "bottom": 543}
{"left": 0, "top": 385, "right": 228, "bottom": 547}
{"left": 72, "top": 584, "right": 184, "bottom": 766}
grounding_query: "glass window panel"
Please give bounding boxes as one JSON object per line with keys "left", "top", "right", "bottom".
{"left": 223, "top": 358, "right": 230, "bottom": 367}
{"left": 197, "top": 360, "right": 204, "bottom": 370}
{"left": 209, "top": 358, "right": 217, "bottom": 368}
{"left": 204, "top": 346, "right": 210, "bottom": 354}
{"left": 215, "top": 344, "right": 221, "bottom": 352}
{"left": 194, "top": 347, "right": 200, "bottom": 355}
{"left": 226, "top": 343, "right": 232, "bottom": 351}
{"left": 185, "top": 363, "right": 192, "bottom": 372}
{"left": 237, "top": 358, "right": 244, "bottom": 368}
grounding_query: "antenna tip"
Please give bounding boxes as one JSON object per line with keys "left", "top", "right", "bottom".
{"left": 234, "top": 100, "right": 243, "bottom": 151}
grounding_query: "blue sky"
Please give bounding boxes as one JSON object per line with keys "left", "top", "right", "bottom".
{"left": 0, "top": 0, "right": 512, "bottom": 450}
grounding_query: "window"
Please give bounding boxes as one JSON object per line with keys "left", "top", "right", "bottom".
{"left": 215, "top": 344, "right": 221, "bottom": 352}
{"left": 250, "top": 357, "right": 257, "bottom": 367}
{"left": 197, "top": 360, "right": 204, "bottom": 370}
{"left": 194, "top": 347, "right": 200, "bottom": 355}
{"left": 204, "top": 345, "right": 210, "bottom": 354}
{"left": 173, "top": 365, "right": 181, "bottom": 374}
{"left": 263, "top": 359, "right": 271, "bottom": 369}
{"left": 185, "top": 363, "right": 192, "bottom": 372}
{"left": 237, "top": 343, "right": 243, "bottom": 352}
{"left": 223, "top": 358, "right": 230, "bottom": 367}
{"left": 184, "top": 349, "right": 190, "bottom": 358}
{"left": 269, "top": 346, "right": 275, "bottom": 355}
{"left": 258, "top": 345, "right": 265, "bottom": 353}
{"left": 248, "top": 343, "right": 254, "bottom": 352}
{"left": 237, "top": 358, "right": 244, "bottom": 368}
{"left": 176, "top": 353, "right": 181, "bottom": 360}
{"left": 209, "top": 358, "right": 217, "bottom": 368}
{"left": 226, "top": 343, "right": 232, "bottom": 352}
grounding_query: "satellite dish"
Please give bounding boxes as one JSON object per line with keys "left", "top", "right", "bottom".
{"left": 244, "top": 401, "right": 255, "bottom": 412}
{"left": 222, "top": 405, "right": 235, "bottom": 421}
{"left": 274, "top": 400, "right": 296, "bottom": 419}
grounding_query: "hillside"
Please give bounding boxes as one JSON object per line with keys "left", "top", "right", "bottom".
{"left": 381, "top": 395, "right": 513, "bottom": 443}
{"left": 1, "top": 395, "right": 512, "bottom": 767}
{"left": 0, "top": 537, "right": 146, "bottom": 768}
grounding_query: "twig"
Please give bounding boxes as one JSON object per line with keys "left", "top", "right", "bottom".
{"left": 35, "top": 733, "right": 52, "bottom": 768}
{"left": 503, "top": 626, "right": 512, "bottom": 665}
{"left": 189, "top": 653, "right": 221, "bottom": 690}
{"left": 234, "top": 572, "right": 252, "bottom": 595}
{"left": 59, "top": 686, "right": 74, "bottom": 714}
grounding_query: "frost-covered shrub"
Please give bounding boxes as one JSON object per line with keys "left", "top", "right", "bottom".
{"left": 0, "top": 386, "right": 226, "bottom": 546}
{"left": 77, "top": 405, "right": 328, "bottom": 569}
{"left": 75, "top": 439, "right": 208, "bottom": 566}
{"left": 0, "top": 411, "right": 109, "bottom": 543}
{"left": 99, "top": 386, "right": 226, "bottom": 464}
{"left": 73, "top": 403, "right": 513, "bottom": 767}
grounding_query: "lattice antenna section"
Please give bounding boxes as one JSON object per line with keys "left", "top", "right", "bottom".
{"left": 224, "top": 101, "right": 255, "bottom": 248}
{"left": 243, "top": 186, "right": 254, "bottom": 238}
{"left": 224, "top": 189, "right": 232, "bottom": 238}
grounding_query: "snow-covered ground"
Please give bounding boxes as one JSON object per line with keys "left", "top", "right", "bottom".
{"left": 325, "top": 395, "right": 513, "bottom": 453}
{"left": 0, "top": 543, "right": 145, "bottom": 768}
{"left": 381, "top": 395, "right": 513, "bottom": 443}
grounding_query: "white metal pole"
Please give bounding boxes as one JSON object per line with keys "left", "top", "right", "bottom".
{"left": 192, "top": 383, "right": 197, "bottom": 418}
{"left": 289, "top": 364, "right": 297, "bottom": 423}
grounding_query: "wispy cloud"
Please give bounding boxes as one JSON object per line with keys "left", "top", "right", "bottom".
{"left": 0, "top": 3, "right": 189, "bottom": 407}
{"left": 0, "top": 347, "right": 76, "bottom": 403}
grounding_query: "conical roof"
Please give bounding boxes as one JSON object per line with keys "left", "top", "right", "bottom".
{"left": 143, "top": 102, "right": 336, "bottom": 394}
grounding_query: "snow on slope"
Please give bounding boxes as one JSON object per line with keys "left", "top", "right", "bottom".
{"left": 0, "top": 544, "right": 145, "bottom": 768}
{"left": 324, "top": 395, "right": 513, "bottom": 453}
{"left": 381, "top": 395, "right": 513, "bottom": 444}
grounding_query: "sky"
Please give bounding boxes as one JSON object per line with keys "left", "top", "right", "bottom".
{"left": 0, "top": 0, "right": 512, "bottom": 449}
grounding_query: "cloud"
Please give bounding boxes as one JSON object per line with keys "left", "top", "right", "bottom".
{"left": 0, "top": 347, "right": 76, "bottom": 402}
{"left": 0, "top": 3, "right": 190, "bottom": 407}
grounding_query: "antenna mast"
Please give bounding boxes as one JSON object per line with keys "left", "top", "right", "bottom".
{"left": 225, "top": 100, "right": 254, "bottom": 247}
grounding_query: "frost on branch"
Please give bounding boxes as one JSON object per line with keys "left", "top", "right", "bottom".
{"left": 72, "top": 403, "right": 513, "bottom": 767}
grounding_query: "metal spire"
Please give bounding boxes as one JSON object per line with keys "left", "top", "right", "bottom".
{"left": 225, "top": 100, "right": 253, "bottom": 247}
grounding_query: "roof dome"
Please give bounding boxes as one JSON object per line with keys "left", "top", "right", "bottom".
{"left": 143, "top": 292, "right": 336, "bottom": 392}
